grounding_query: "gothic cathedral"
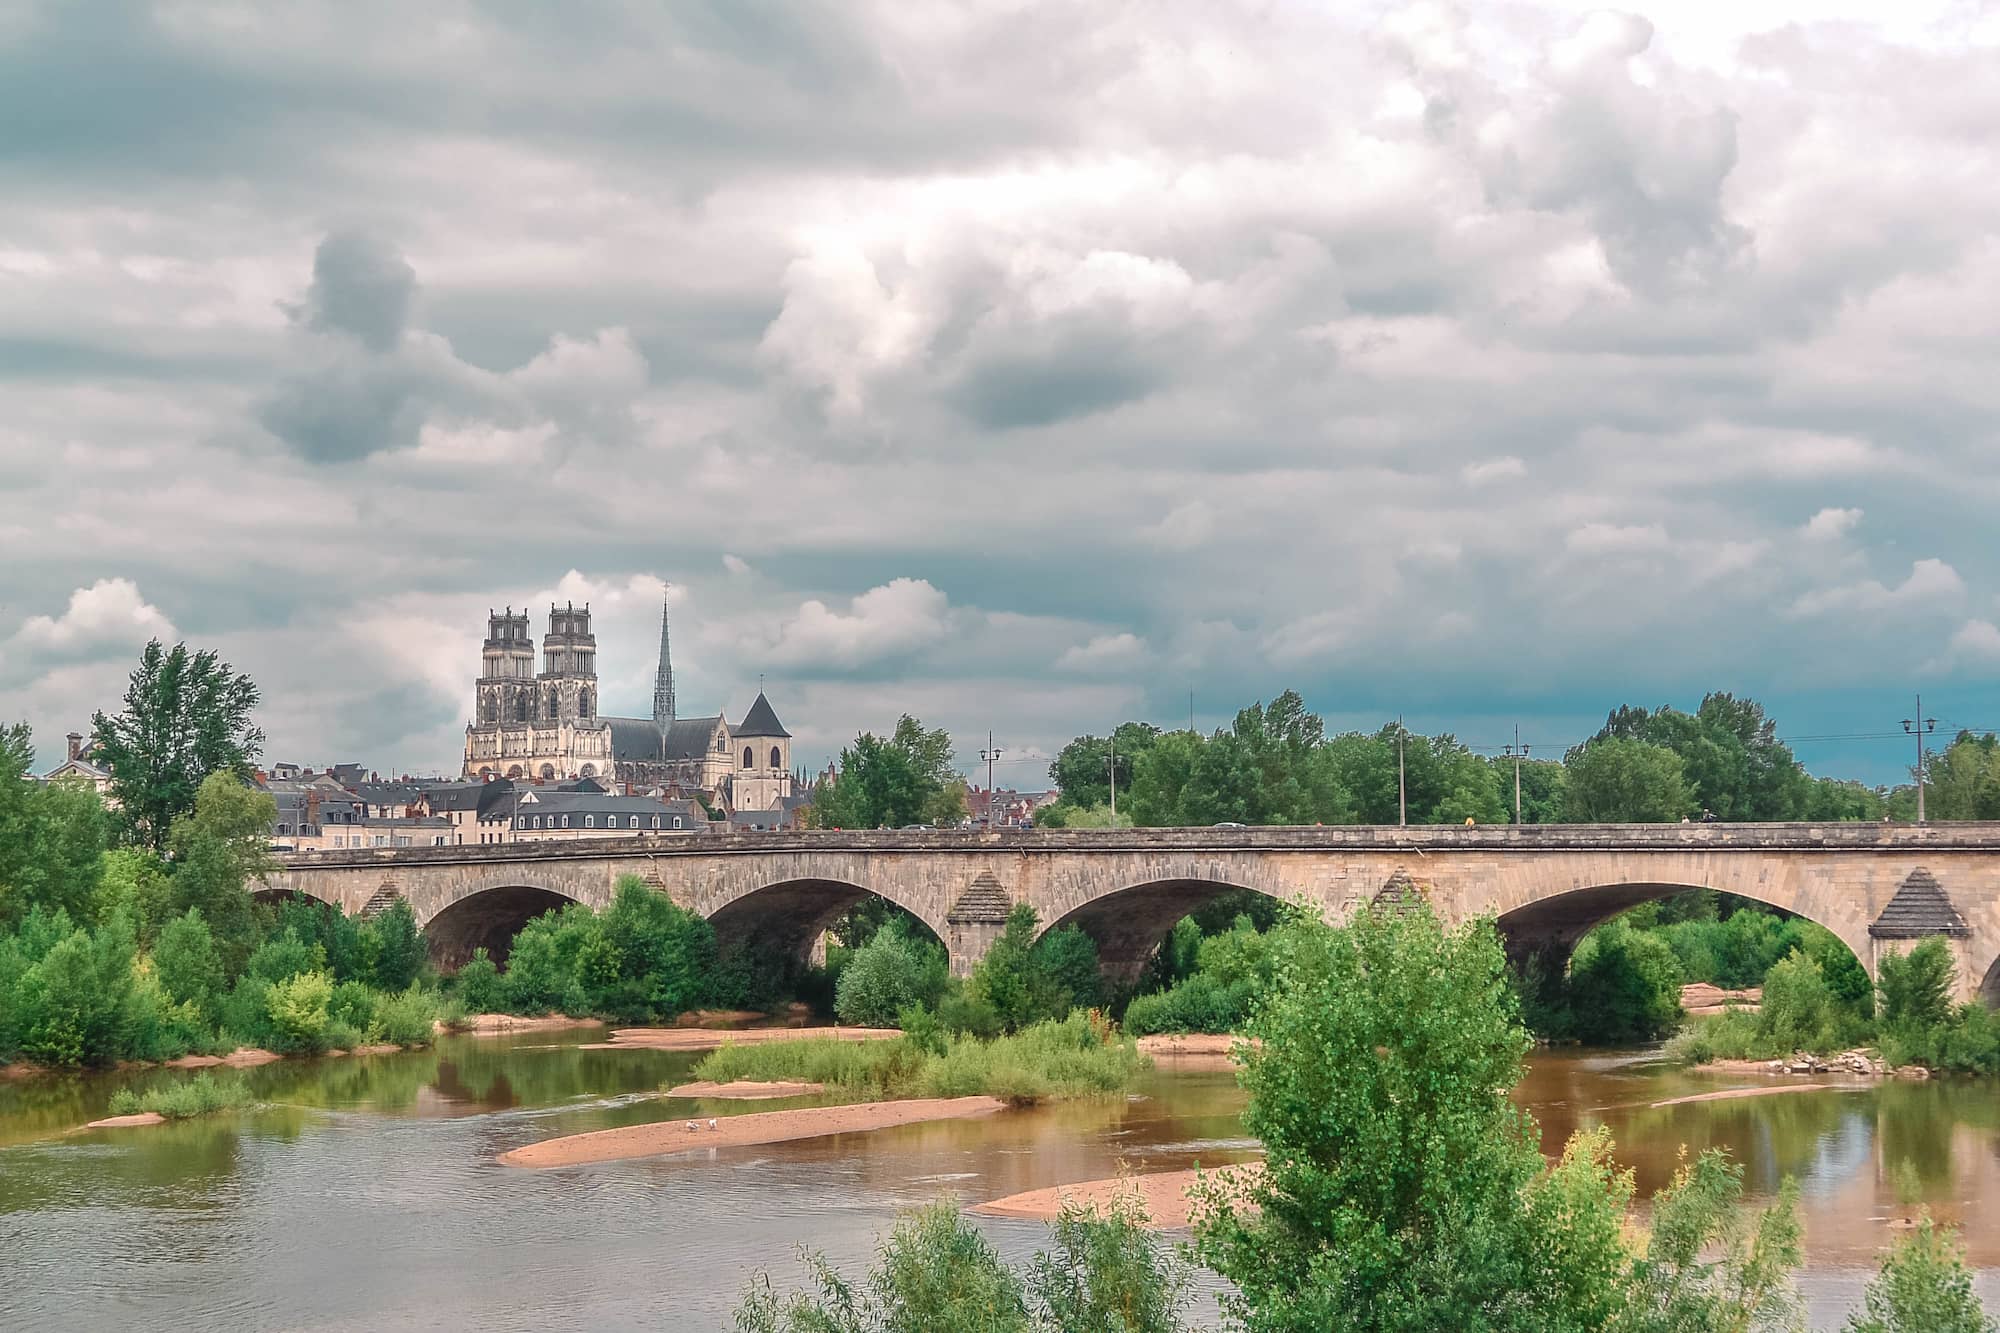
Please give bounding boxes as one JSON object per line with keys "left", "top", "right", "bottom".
{"left": 461, "top": 594, "right": 794, "bottom": 813}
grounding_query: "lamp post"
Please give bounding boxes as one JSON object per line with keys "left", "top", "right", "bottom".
{"left": 979, "top": 732, "right": 1003, "bottom": 827}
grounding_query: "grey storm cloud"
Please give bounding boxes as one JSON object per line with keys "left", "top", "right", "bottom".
{"left": 3, "top": 1, "right": 1999, "bottom": 785}
{"left": 296, "top": 230, "right": 416, "bottom": 352}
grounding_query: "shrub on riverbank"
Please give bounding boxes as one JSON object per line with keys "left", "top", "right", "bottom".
{"left": 1120, "top": 913, "right": 1277, "bottom": 1036}
{"left": 688, "top": 1011, "right": 1144, "bottom": 1107}
{"left": 832, "top": 921, "right": 949, "bottom": 1027}
{"left": 107, "top": 1073, "right": 253, "bottom": 1120}
{"left": 735, "top": 1194, "right": 1196, "bottom": 1333}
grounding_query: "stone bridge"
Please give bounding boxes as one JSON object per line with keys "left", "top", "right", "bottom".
{"left": 260, "top": 824, "right": 2000, "bottom": 1002}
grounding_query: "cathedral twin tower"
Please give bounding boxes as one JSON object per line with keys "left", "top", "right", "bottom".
{"left": 462, "top": 593, "right": 793, "bottom": 814}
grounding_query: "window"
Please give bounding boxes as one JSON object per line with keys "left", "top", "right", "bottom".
{"left": 560, "top": 815, "right": 569, "bottom": 828}
{"left": 771, "top": 746, "right": 782, "bottom": 769}
{"left": 629, "top": 816, "right": 639, "bottom": 829}
{"left": 651, "top": 815, "right": 661, "bottom": 829}
{"left": 672, "top": 815, "right": 683, "bottom": 829}
{"left": 584, "top": 815, "right": 594, "bottom": 829}
{"left": 743, "top": 746, "right": 754, "bottom": 768}
{"left": 277, "top": 824, "right": 291, "bottom": 837}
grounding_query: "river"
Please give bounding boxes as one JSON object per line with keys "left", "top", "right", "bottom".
{"left": 2, "top": 1033, "right": 1994, "bottom": 1330}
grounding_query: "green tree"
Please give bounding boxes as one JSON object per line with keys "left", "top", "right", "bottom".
{"left": 152, "top": 907, "right": 224, "bottom": 1021}
{"left": 0, "top": 724, "right": 111, "bottom": 925}
{"left": 1026, "top": 1194, "right": 1196, "bottom": 1333}
{"left": 1567, "top": 922, "right": 1685, "bottom": 1043}
{"left": 1612, "top": 1152, "right": 1803, "bottom": 1332}
{"left": 364, "top": 899, "right": 426, "bottom": 991}
{"left": 1193, "top": 903, "right": 1633, "bottom": 1331}
{"left": 1923, "top": 732, "right": 2000, "bottom": 821}
{"left": 814, "top": 717, "right": 964, "bottom": 829}
{"left": 90, "top": 640, "right": 265, "bottom": 851}
{"left": 835, "top": 923, "right": 948, "bottom": 1027}
{"left": 1048, "top": 723, "right": 1161, "bottom": 813}
{"left": 165, "top": 773, "right": 276, "bottom": 976}
{"left": 969, "top": 904, "right": 1042, "bottom": 1032}
{"left": 1876, "top": 938, "right": 1956, "bottom": 1032}
{"left": 1845, "top": 1215, "right": 1997, "bottom": 1333}
{"left": 1562, "top": 737, "right": 1691, "bottom": 822}
{"left": 1588, "top": 694, "right": 1808, "bottom": 821}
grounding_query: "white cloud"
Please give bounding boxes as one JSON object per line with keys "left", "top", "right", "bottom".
{"left": 1944, "top": 619, "right": 2000, "bottom": 665}
{"left": 1790, "top": 558, "right": 1966, "bottom": 618}
{"left": 1461, "top": 456, "right": 1526, "bottom": 485}
{"left": 1055, "top": 632, "right": 1148, "bottom": 673}
{"left": 1143, "top": 501, "right": 1215, "bottom": 550}
{"left": 757, "top": 579, "right": 953, "bottom": 669}
{"left": 1565, "top": 523, "right": 1669, "bottom": 555}
{"left": 1802, "top": 507, "right": 1863, "bottom": 540}
{"left": 722, "top": 554, "right": 753, "bottom": 576}
{"left": 9, "top": 578, "right": 176, "bottom": 661}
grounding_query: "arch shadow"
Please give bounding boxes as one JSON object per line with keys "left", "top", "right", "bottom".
{"left": 1492, "top": 881, "right": 1864, "bottom": 973}
{"left": 252, "top": 885, "right": 339, "bottom": 910}
{"left": 1981, "top": 955, "right": 2000, "bottom": 1009}
{"left": 704, "top": 878, "right": 944, "bottom": 963}
{"left": 426, "top": 885, "right": 580, "bottom": 970}
{"left": 1040, "top": 878, "right": 1286, "bottom": 987}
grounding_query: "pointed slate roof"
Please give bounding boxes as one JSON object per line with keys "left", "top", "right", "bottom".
{"left": 1371, "top": 869, "right": 1429, "bottom": 916}
{"left": 1870, "top": 867, "right": 1971, "bottom": 939}
{"left": 948, "top": 871, "right": 1012, "bottom": 924}
{"left": 735, "top": 692, "right": 791, "bottom": 739}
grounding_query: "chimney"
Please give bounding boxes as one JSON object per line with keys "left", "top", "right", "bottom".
{"left": 66, "top": 732, "right": 82, "bottom": 761}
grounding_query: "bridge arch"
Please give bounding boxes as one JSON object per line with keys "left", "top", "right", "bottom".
{"left": 424, "top": 884, "right": 582, "bottom": 970}
{"left": 1489, "top": 879, "right": 1873, "bottom": 979}
{"left": 1981, "top": 954, "right": 2000, "bottom": 1008}
{"left": 700, "top": 876, "right": 948, "bottom": 964}
{"left": 1039, "top": 877, "right": 1287, "bottom": 987}
{"left": 252, "top": 884, "right": 340, "bottom": 911}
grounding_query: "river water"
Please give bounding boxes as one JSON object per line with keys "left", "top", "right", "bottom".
{"left": 1, "top": 1033, "right": 1994, "bottom": 1330}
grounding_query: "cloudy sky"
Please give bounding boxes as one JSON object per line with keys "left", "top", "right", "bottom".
{"left": 3, "top": 1, "right": 1998, "bottom": 788}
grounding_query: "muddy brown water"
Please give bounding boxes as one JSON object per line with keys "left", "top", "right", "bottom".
{"left": 1, "top": 1034, "right": 1993, "bottom": 1329}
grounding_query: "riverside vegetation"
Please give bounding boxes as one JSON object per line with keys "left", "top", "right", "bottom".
{"left": 737, "top": 904, "right": 1997, "bottom": 1333}
{"left": 106, "top": 1072, "right": 253, "bottom": 1120}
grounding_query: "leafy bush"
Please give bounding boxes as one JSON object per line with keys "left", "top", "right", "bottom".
{"left": 690, "top": 1012, "right": 1143, "bottom": 1107}
{"left": 1027, "top": 1192, "right": 1196, "bottom": 1333}
{"left": 834, "top": 925, "right": 948, "bottom": 1027}
{"left": 328, "top": 980, "right": 378, "bottom": 1037}
{"left": 244, "top": 927, "right": 323, "bottom": 984}
{"left": 263, "top": 970, "right": 334, "bottom": 1054}
{"left": 372, "top": 984, "right": 439, "bottom": 1047}
{"left": 1844, "top": 1214, "right": 1996, "bottom": 1333}
{"left": 493, "top": 881, "right": 721, "bottom": 1021}
{"left": 152, "top": 908, "right": 224, "bottom": 1020}
{"left": 1122, "top": 973, "right": 1257, "bottom": 1036}
{"left": 364, "top": 899, "right": 425, "bottom": 991}
{"left": 1565, "top": 922, "right": 1684, "bottom": 1044}
{"left": 454, "top": 948, "right": 505, "bottom": 1014}
{"left": 106, "top": 1073, "right": 253, "bottom": 1120}
{"left": 1878, "top": 939, "right": 1956, "bottom": 1031}
{"left": 1759, "top": 950, "right": 1839, "bottom": 1053}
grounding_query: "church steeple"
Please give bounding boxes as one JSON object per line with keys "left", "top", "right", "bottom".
{"left": 651, "top": 585, "right": 676, "bottom": 728}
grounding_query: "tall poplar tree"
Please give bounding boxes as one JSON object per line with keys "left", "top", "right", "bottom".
{"left": 91, "top": 640, "right": 265, "bottom": 851}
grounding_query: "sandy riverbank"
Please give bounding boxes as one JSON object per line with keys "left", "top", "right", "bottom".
{"left": 664, "top": 1080, "right": 826, "bottom": 1100}
{"left": 974, "top": 1163, "right": 1262, "bottom": 1230}
{"left": 500, "top": 1095, "right": 1005, "bottom": 1167}
{"left": 582, "top": 1025, "right": 902, "bottom": 1053}
{"left": 162, "top": 1048, "right": 282, "bottom": 1070}
{"left": 1134, "top": 1033, "right": 1252, "bottom": 1072}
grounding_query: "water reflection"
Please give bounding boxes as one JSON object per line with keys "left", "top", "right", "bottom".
{"left": 0, "top": 1037, "right": 1995, "bottom": 1329}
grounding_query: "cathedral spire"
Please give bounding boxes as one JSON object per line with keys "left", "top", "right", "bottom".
{"left": 651, "top": 584, "right": 676, "bottom": 730}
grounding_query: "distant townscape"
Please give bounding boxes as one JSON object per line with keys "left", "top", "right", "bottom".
{"left": 37, "top": 592, "right": 1053, "bottom": 852}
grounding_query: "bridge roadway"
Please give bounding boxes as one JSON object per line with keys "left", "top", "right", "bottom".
{"left": 261, "top": 823, "right": 2000, "bottom": 1001}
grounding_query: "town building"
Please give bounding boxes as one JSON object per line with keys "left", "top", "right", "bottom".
{"left": 509, "top": 789, "right": 708, "bottom": 841}
{"left": 41, "top": 732, "right": 116, "bottom": 803}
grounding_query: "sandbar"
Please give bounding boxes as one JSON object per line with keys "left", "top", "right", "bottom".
{"left": 87, "top": 1112, "right": 167, "bottom": 1129}
{"left": 665, "top": 1080, "right": 827, "bottom": 1100}
{"left": 1135, "top": 1033, "right": 1252, "bottom": 1072}
{"left": 1650, "top": 1082, "right": 1857, "bottom": 1109}
{"left": 974, "top": 1163, "right": 1261, "bottom": 1230}
{"left": 584, "top": 1025, "right": 902, "bottom": 1053}
{"left": 499, "top": 1094, "right": 1005, "bottom": 1167}
{"left": 457, "top": 1013, "right": 605, "bottom": 1035}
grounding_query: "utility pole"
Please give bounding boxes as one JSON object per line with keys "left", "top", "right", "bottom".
{"left": 1106, "top": 735, "right": 1118, "bottom": 827}
{"left": 1189, "top": 688, "right": 1195, "bottom": 735}
{"left": 1396, "top": 716, "right": 1407, "bottom": 827}
{"left": 1502, "top": 724, "right": 1529, "bottom": 825}
{"left": 1902, "top": 695, "right": 1937, "bottom": 824}
{"left": 979, "top": 732, "right": 1003, "bottom": 828}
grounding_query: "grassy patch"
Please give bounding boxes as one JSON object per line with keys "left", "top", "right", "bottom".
{"left": 688, "top": 1011, "right": 1146, "bottom": 1106}
{"left": 107, "top": 1073, "right": 254, "bottom": 1120}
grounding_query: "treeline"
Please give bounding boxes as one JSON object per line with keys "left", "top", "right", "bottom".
{"left": 1035, "top": 689, "right": 1937, "bottom": 827}
{"left": 737, "top": 904, "right": 1996, "bottom": 1333}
